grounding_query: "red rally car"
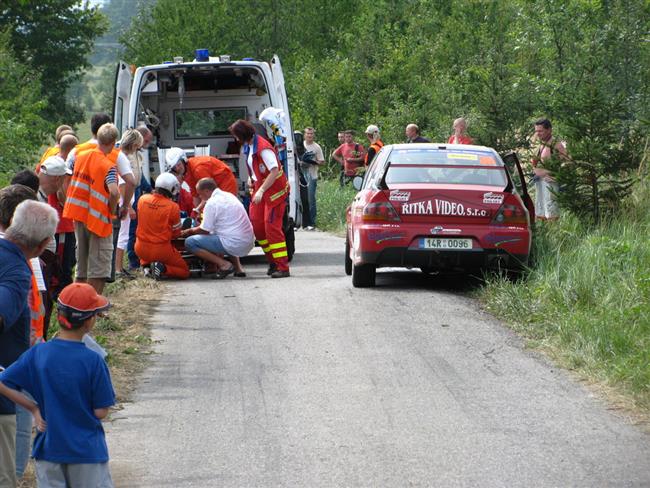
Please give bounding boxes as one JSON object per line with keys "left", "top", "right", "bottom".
{"left": 345, "top": 143, "right": 534, "bottom": 287}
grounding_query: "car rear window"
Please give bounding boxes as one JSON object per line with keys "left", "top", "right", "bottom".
{"left": 385, "top": 149, "right": 507, "bottom": 187}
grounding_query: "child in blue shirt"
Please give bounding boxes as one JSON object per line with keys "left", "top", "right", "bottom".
{"left": 0, "top": 283, "right": 116, "bottom": 487}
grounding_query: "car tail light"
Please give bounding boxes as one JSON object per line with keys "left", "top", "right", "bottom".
{"left": 491, "top": 202, "right": 528, "bottom": 225}
{"left": 362, "top": 202, "right": 401, "bottom": 222}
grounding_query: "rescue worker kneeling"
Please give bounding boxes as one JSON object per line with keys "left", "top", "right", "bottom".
{"left": 181, "top": 178, "right": 254, "bottom": 279}
{"left": 134, "top": 173, "right": 190, "bottom": 280}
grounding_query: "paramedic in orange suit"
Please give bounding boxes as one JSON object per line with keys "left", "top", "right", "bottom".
{"left": 134, "top": 173, "right": 189, "bottom": 280}
{"left": 164, "top": 147, "right": 238, "bottom": 204}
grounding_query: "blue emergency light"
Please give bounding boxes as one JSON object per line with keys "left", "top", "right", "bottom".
{"left": 195, "top": 49, "right": 210, "bottom": 62}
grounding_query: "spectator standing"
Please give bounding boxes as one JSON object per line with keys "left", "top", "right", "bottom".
{"left": 134, "top": 173, "right": 189, "bottom": 280}
{"left": 37, "top": 157, "right": 72, "bottom": 339}
{"left": 531, "top": 118, "right": 567, "bottom": 221}
{"left": 0, "top": 186, "right": 41, "bottom": 483}
{"left": 63, "top": 124, "right": 121, "bottom": 294}
{"left": 66, "top": 113, "right": 136, "bottom": 221}
{"left": 126, "top": 126, "right": 154, "bottom": 272}
{"left": 332, "top": 131, "right": 365, "bottom": 186}
{"left": 47, "top": 134, "right": 80, "bottom": 311}
{"left": 37, "top": 125, "right": 74, "bottom": 170}
{"left": 0, "top": 200, "right": 58, "bottom": 487}
{"left": 229, "top": 119, "right": 291, "bottom": 278}
{"left": 114, "top": 129, "right": 144, "bottom": 280}
{"left": 10, "top": 170, "right": 39, "bottom": 193}
{"left": 0, "top": 282, "right": 115, "bottom": 488}
{"left": 183, "top": 177, "right": 254, "bottom": 278}
{"left": 448, "top": 117, "right": 473, "bottom": 145}
{"left": 364, "top": 124, "right": 384, "bottom": 166}
{"left": 302, "top": 127, "right": 325, "bottom": 230}
{"left": 405, "top": 124, "right": 430, "bottom": 143}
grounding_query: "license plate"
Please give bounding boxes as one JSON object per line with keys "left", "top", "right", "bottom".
{"left": 421, "top": 238, "right": 473, "bottom": 250}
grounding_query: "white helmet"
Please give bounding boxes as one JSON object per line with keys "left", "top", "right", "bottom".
{"left": 155, "top": 172, "right": 181, "bottom": 197}
{"left": 165, "top": 147, "right": 186, "bottom": 173}
{"left": 365, "top": 124, "right": 380, "bottom": 135}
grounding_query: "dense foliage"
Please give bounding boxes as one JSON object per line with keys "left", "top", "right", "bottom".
{"left": 0, "top": 0, "right": 107, "bottom": 125}
{"left": 122, "top": 0, "right": 649, "bottom": 222}
{"left": 0, "top": 30, "right": 49, "bottom": 174}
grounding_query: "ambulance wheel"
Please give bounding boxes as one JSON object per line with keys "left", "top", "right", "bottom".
{"left": 344, "top": 237, "right": 352, "bottom": 275}
{"left": 352, "top": 263, "right": 375, "bottom": 288}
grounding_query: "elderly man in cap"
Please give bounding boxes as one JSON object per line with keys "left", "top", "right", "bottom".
{"left": 0, "top": 200, "right": 58, "bottom": 487}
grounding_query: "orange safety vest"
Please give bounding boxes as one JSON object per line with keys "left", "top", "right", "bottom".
{"left": 76, "top": 140, "right": 121, "bottom": 164}
{"left": 63, "top": 148, "right": 115, "bottom": 237}
{"left": 365, "top": 140, "right": 384, "bottom": 165}
{"left": 27, "top": 262, "right": 44, "bottom": 341}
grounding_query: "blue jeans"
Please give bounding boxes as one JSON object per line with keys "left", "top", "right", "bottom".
{"left": 185, "top": 234, "right": 227, "bottom": 255}
{"left": 305, "top": 173, "right": 317, "bottom": 227}
{"left": 15, "top": 404, "right": 31, "bottom": 477}
{"left": 127, "top": 175, "right": 153, "bottom": 269}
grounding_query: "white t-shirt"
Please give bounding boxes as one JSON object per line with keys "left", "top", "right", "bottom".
{"left": 66, "top": 139, "right": 134, "bottom": 178}
{"left": 247, "top": 148, "right": 278, "bottom": 182}
{"left": 200, "top": 189, "right": 254, "bottom": 257}
{"left": 303, "top": 141, "right": 325, "bottom": 179}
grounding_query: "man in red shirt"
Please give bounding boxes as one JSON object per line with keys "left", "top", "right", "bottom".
{"left": 332, "top": 131, "right": 365, "bottom": 185}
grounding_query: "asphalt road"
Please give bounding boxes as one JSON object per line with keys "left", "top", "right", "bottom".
{"left": 106, "top": 230, "right": 650, "bottom": 487}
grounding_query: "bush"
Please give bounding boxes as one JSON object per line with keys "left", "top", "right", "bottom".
{"left": 481, "top": 180, "right": 650, "bottom": 410}
{"left": 315, "top": 179, "right": 357, "bottom": 234}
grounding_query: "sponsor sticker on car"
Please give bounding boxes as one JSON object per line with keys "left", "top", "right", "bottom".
{"left": 483, "top": 192, "right": 504, "bottom": 204}
{"left": 401, "top": 199, "right": 488, "bottom": 217}
{"left": 389, "top": 190, "right": 411, "bottom": 202}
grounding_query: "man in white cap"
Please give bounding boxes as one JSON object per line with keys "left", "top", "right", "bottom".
{"left": 364, "top": 124, "right": 384, "bottom": 167}
{"left": 38, "top": 156, "right": 71, "bottom": 202}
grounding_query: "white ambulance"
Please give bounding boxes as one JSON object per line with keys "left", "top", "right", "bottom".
{"left": 112, "top": 50, "right": 300, "bottom": 257}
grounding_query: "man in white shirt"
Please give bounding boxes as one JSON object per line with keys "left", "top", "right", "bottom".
{"left": 181, "top": 178, "right": 254, "bottom": 279}
{"left": 302, "top": 127, "right": 325, "bottom": 230}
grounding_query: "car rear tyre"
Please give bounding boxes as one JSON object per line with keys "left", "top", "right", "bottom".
{"left": 344, "top": 238, "right": 352, "bottom": 276}
{"left": 352, "top": 263, "right": 376, "bottom": 287}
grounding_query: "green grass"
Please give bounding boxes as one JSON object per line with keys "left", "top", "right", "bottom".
{"left": 481, "top": 181, "right": 650, "bottom": 411}
{"left": 315, "top": 178, "right": 357, "bottom": 234}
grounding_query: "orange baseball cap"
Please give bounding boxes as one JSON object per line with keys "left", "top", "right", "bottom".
{"left": 57, "top": 283, "right": 110, "bottom": 328}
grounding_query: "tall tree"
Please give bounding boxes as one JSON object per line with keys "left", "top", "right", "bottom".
{"left": 0, "top": 29, "right": 49, "bottom": 174}
{"left": 0, "top": 0, "right": 107, "bottom": 124}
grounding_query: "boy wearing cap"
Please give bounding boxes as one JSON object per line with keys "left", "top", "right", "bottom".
{"left": 0, "top": 283, "right": 116, "bottom": 487}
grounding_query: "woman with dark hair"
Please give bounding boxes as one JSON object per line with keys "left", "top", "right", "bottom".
{"left": 228, "top": 119, "right": 290, "bottom": 278}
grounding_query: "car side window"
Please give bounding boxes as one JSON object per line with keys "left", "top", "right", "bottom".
{"left": 364, "top": 148, "right": 389, "bottom": 189}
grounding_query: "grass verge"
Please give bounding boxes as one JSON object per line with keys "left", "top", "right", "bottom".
{"left": 315, "top": 178, "right": 356, "bottom": 235}
{"left": 480, "top": 182, "right": 650, "bottom": 418}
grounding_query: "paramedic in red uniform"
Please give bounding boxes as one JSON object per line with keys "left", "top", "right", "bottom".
{"left": 164, "top": 147, "right": 238, "bottom": 206}
{"left": 229, "top": 119, "right": 290, "bottom": 278}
